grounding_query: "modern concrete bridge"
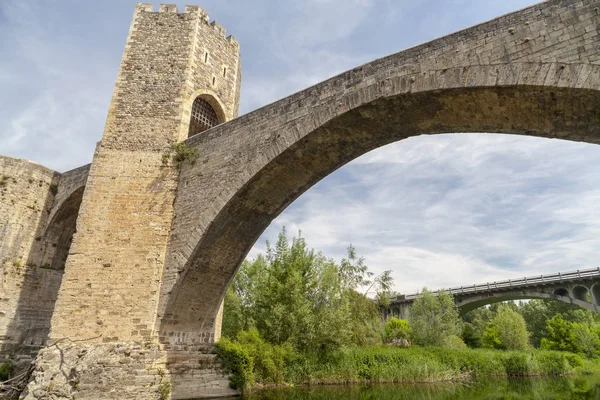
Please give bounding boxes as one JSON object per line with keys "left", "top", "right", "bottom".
{"left": 385, "top": 268, "right": 600, "bottom": 319}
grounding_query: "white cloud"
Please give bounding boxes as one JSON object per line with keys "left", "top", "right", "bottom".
{"left": 249, "top": 134, "right": 600, "bottom": 294}
{"left": 3, "top": 0, "right": 598, "bottom": 296}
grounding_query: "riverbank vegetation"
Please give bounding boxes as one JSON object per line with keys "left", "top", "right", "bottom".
{"left": 217, "top": 228, "right": 600, "bottom": 391}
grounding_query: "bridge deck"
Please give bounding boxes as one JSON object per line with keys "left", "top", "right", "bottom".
{"left": 393, "top": 267, "right": 600, "bottom": 303}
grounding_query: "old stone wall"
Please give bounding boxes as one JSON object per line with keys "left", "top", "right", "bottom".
{"left": 21, "top": 343, "right": 235, "bottom": 400}
{"left": 48, "top": 3, "right": 242, "bottom": 346}
{"left": 0, "top": 156, "right": 61, "bottom": 362}
{"left": 158, "top": 0, "right": 600, "bottom": 344}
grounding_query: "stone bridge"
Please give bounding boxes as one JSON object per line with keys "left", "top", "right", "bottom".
{"left": 0, "top": 0, "right": 596, "bottom": 399}
{"left": 385, "top": 268, "right": 600, "bottom": 320}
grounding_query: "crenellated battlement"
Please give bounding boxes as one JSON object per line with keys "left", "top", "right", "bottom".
{"left": 210, "top": 20, "right": 226, "bottom": 38}
{"left": 159, "top": 4, "right": 178, "bottom": 13}
{"left": 132, "top": 3, "right": 237, "bottom": 46}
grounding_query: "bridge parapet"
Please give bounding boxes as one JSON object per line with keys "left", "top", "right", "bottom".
{"left": 387, "top": 268, "right": 600, "bottom": 320}
{"left": 396, "top": 268, "right": 600, "bottom": 302}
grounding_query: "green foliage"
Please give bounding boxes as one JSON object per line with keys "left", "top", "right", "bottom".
{"left": 482, "top": 305, "right": 529, "bottom": 350}
{"left": 385, "top": 318, "right": 412, "bottom": 344}
{"left": 161, "top": 142, "right": 199, "bottom": 169}
{"left": 502, "top": 352, "right": 532, "bottom": 376}
{"left": 573, "top": 323, "right": 599, "bottom": 358}
{"left": 158, "top": 379, "right": 172, "bottom": 400}
{"left": 541, "top": 314, "right": 580, "bottom": 353}
{"left": 236, "top": 329, "right": 295, "bottom": 385}
{"left": 49, "top": 183, "right": 58, "bottom": 195}
{"left": 0, "top": 362, "right": 13, "bottom": 381}
{"left": 222, "top": 228, "right": 386, "bottom": 353}
{"left": 442, "top": 335, "right": 467, "bottom": 351}
{"left": 215, "top": 337, "right": 254, "bottom": 390}
{"left": 272, "top": 347, "right": 576, "bottom": 386}
{"left": 409, "top": 289, "right": 461, "bottom": 347}
{"left": 461, "top": 307, "right": 494, "bottom": 348}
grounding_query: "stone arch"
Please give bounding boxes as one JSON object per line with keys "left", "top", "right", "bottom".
{"left": 159, "top": 84, "right": 600, "bottom": 344}
{"left": 158, "top": 0, "right": 600, "bottom": 344}
{"left": 572, "top": 285, "right": 590, "bottom": 302}
{"left": 38, "top": 187, "right": 84, "bottom": 270}
{"left": 186, "top": 91, "right": 226, "bottom": 138}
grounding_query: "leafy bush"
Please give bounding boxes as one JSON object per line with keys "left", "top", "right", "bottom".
{"left": 534, "top": 351, "right": 570, "bottom": 375}
{"left": 0, "top": 362, "right": 12, "bottom": 381}
{"left": 482, "top": 305, "right": 529, "bottom": 350}
{"left": 385, "top": 318, "right": 412, "bottom": 344}
{"left": 564, "top": 353, "right": 584, "bottom": 369}
{"left": 236, "top": 328, "right": 295, "bottom": 384}
{"left": 502, "top": 352, "right": 532, "bottom": 376}
{"left": 442, "top": 335, "right": 467, "bottom": 351}
{"left": 215, "top": 337, "right": 254, "bottom": 390}
{"left": 409, "top": 290, "right": 461, "bottom": 347}
{"left": 162, "top": 142, "right": 199, "bottom": 169}
{"left": 541, "top": 315, "right": 580, "bottom": 353}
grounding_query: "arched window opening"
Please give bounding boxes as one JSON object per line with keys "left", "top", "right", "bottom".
{"left": 189, "top": 97, "right": 220, "bottom": 137}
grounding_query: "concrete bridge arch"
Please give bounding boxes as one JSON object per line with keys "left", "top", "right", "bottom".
{"left": 157, "top": 1, "right": 600, "bottom": 344}
{"left": 386, "top": 270, "right": 600, "bottom": 319}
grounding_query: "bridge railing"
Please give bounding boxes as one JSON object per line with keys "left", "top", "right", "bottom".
{"left": 395, "top": 267, "right": 600, "bottom": 302}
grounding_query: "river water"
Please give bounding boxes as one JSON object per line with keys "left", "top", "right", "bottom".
{"left": 235, "top": 374, "right": 600, "bottom": 399}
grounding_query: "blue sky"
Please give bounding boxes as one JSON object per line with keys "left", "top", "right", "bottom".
{"left": 2, "top": 0, "right": 600, "bottom": 293}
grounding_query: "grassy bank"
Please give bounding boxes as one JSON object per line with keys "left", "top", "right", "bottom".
{"left": 216, "top": 339, "right": 600, "bottom": 391}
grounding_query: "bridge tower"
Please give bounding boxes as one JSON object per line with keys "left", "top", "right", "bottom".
{"left": 48, "top": 3, "right": 241, "bottom": 346}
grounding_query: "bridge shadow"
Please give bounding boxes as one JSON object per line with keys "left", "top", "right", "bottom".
{"left": 1, "top": 182, "right": 83, "bottom": 370}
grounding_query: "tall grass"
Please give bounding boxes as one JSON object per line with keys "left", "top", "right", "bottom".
{"left": 216, "top": 342, "right": 594, "bottom": 391}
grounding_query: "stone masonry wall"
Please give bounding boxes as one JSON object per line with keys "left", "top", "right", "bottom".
{"left": 48, "top": 3, "right": 242, "bottom": 346}
{"left": 0, "top": 156, "right": 62, "bottom": 362}
{"left": 21, "top": 343, "right": 236, "bottom": 400}
{"left": 158, "top": 0, "right": 600, "bottom": 344}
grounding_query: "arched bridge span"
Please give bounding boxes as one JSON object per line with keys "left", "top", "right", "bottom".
{"left": 157, "top": 0, "right": 600, "bottom": 345}
{"left": 386, "top": 268, "right": 600, "bottom": 319}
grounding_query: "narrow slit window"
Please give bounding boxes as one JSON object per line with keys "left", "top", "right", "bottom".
{"left": 204, "top": 52, "right": 209, "bottom": 63}
{"left": 223, "top": 67, "right": 227, "bottom": 77}
{"left": 212, "top": 77, "right": 216, "bottom": 86}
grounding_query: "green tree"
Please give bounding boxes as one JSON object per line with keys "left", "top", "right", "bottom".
{"left": 462, "top": 306, "right": 495, "bottom": 348}
{"left": 482, "top": 305, "right": 529, "bottom": 350}
{"left": 540, "top": 314, "right": 580, "bottom": 353}
{"left": 409, "top": 289, "right": 461, "bottom": 346}
{"left": 222, "top": 227, "right": 390, "bottom": 353}
{"left": 572, "top": 323, "right": 599, "bottom": 358}
{"left": 385, "top": 318, "right": 412, "bottom": 343}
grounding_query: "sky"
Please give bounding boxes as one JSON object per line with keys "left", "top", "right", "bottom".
{"left": 2, "top": 0, "right": 600, "bottom": 294}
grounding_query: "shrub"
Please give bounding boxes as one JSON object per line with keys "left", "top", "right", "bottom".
{"left": 541, "top": 315, "right": 580, "bottom": 353}
{"left": 162, "top": 143, "right": 199, "bottom": 169}
{"left": 409, "top": 290, "right": 461, "bottom": 347}
{"left": 564, "top": 353, "right": 584, "bottom": 369}
{"left": 0, "top": 362, "right": 12, "bottom": 381}
{"left": 236, "top": 328, "right": 295, "bottom": 384}
{"left": 442, "top": 335, "right": 467, "bottom": 351}
{"left": 482, "top": 305, "right": 529, "bottom": 350}
{"left": 534, "top": 351, "right": 570, "bottom": 375}
{"left": 215, "top": 337, "right": 254, "bottom": 390}
{"left": 502, "top": 352, "right": 532, "bottom": 376}
{"left": 385, "top": 318, "right": 412, "bottom": 344}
